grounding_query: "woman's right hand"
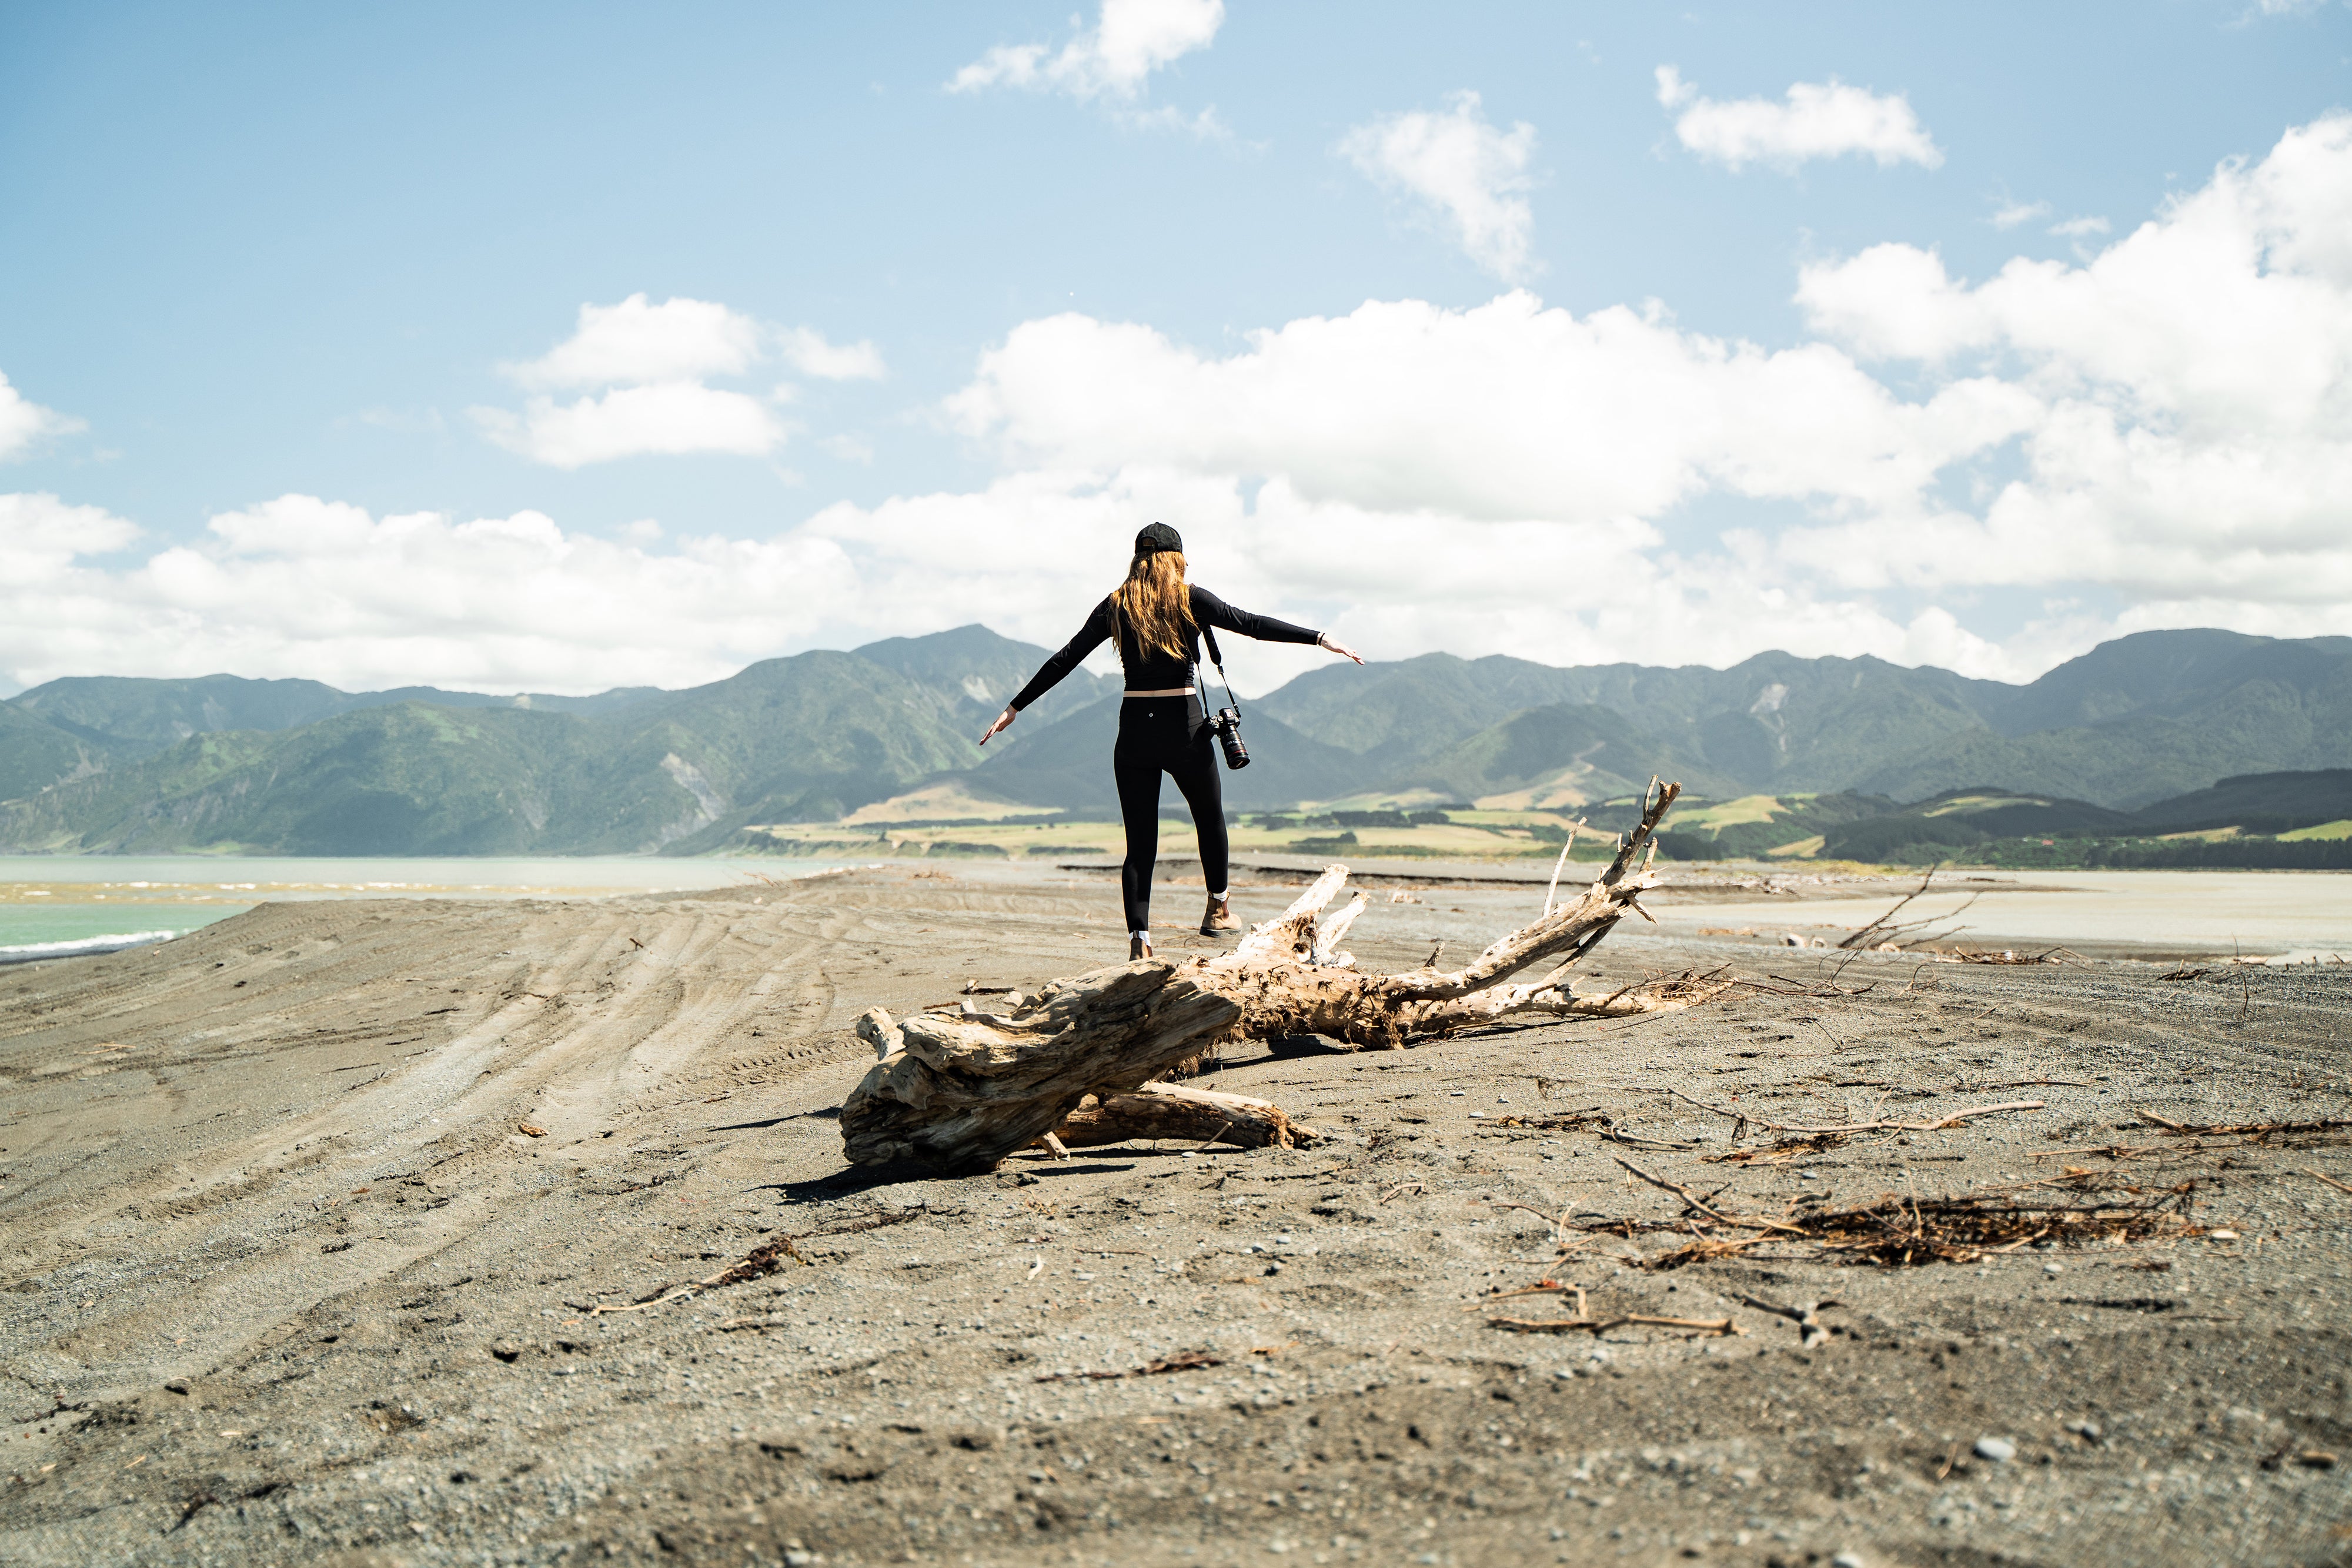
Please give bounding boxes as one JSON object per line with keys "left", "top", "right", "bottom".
{"left": 1318, "top": 633, "right": 1366, "bottom": 665}
{"left": 978, "top": 705, "right": 1017, "bottom": 746}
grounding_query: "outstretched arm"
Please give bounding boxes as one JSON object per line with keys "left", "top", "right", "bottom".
{"left": 1192, "top": 586, "right": 1364, "bottom": 663}
{"left": 985, "top": 600, "right": 1115, "bottom": 744}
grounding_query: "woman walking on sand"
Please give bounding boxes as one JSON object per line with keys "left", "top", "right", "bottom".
{"left": 980, "top": 524, "right": 1364, "bottom": 960}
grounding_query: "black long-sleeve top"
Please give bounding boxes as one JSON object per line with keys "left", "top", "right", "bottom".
{"left": 1008, "top": 586, "right": 1321, "bottom": 711}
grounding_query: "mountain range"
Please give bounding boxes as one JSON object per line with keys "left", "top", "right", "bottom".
{"left": 2, "top": 625, "right": 2350, "bottom": 856}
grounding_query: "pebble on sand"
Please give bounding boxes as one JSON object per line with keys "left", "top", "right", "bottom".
{"left": 1975, "top": 1436, "right": 2017, "bottom": 1463}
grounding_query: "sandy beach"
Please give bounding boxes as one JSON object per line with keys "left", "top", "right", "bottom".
{"left": 2, "top": 862, "right": 2348, "bottom": 1567}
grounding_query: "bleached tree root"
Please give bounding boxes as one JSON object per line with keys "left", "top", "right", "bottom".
{"left": 840, "top": 781, "right": 1712, "bottom": 1174}
{"left": 839, "top": 965, "right": 1241, "bottom": 1174}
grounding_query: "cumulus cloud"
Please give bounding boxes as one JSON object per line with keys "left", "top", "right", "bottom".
{"left": 0, "top": 372, "right": 87, "bottom": 462}
{"left": 1776, "top": 113, "right": 2352, "bottom": 621}
{"left": 503, "top": 294, "right": 763, "bottom": 389}
{"left": 1339, "top": 92, "right": 1539, "bottom": 280}
{"left": 946, "top": 293, "right": 2033, "bottom": 524}
{"left": 779, "top": 327, "right": 887, "bottom": 381}
{"left": 472, "top": 296, "right": 878, "bottom": 467}
{"left": 0, "top": 493, "right": 864, "bottom": 696}
{"left": 950, "top": 0, "right": 1222, "bottom": 101}
{"left": 16, "top": 119, "right": 2352, "bottom": 695}
{"left": 473, "top": 383, "right": 790, "bottom": 469}
{"left": 1656, "top": 65, "right": 1942, "bottom": 172}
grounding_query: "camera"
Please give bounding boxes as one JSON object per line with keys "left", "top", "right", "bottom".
{"left": 1207, "top": 706, "right": 1250, "bottom": 770}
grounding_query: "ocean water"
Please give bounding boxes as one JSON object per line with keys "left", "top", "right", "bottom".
{"left": 1663, "top": 868, "right": 2352, "bottom": 962}
{"left": 0, "top": 855, "right": 868, "bottom": 959}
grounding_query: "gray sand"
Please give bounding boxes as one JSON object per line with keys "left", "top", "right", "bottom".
{"left": 2, "top": 865, "right": 2348, "bottom": 1567}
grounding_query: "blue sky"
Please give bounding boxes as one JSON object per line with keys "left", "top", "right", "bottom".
{"left": 3, "top": 1, "right": 2350, "bottom": 696}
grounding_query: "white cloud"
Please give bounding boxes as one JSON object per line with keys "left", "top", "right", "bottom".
{"left": 1992, "top": 200, "right": 2050, "bottom": 229}
{"left": 503, "top": 294, "right": 763, "bottom": 389}
{"left": 1340, "top": 92, "right": 1539, "bottom": 281}
{"left": 472, "top": 383, "right": 790, "bottom": 469}
{"left": 16, "top": 120, "right": 2352, "bottom": 697}
{"left": 950, "top": 0, "right": 1222, "bottom": 101}
{"left": 0, "top": 493, "right": 868, "bottom": 696}
{"left": 2048, "top": 214, "right": 2111, "bottom": 238}
{"left": 1655, "top": 65, "right": 1942, "bottom": 172}
{"left": 473, "top": 296, "right": 882, "bottom": 466}
{"left": 947, "top": 293, "right": 2033, "bottom": 524}
{"left": 0, "top": 372, "right": 87, "bottom": 462}
{"left": 779, "top": 327, "right": 887, "bottom": 381}
{"left": 1772, "top": 113, "right": 2352, "bottom": 623}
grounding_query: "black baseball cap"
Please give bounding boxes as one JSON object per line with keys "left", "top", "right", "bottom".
{"left": 1134, "top": 522, "right": 1183, "bottom": 556}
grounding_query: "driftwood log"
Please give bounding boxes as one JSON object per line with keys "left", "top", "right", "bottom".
{"left": 841, "top": 780, "right": 1716, "bottom": 1174}
{"left": 1052, "top": 1082, "right": 1311, "bottom": 1152}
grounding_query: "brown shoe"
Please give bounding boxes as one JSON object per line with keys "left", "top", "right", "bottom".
{"left": 1130, "top": 934, "right": 1154, "bottom": 961}
{"left": 1200, "top": 893, "right": 1234, "bottom": 937}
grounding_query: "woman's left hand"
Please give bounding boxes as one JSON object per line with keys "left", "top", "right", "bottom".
{"left": 1318, "top": 633, "right": 1366, "bottom": 665}
{"left": 978, "top": 705, "right": 1017, "bottom": 745}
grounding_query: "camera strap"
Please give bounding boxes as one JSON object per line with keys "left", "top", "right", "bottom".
{"left": 1200, "top": 625, "right": 1241, "bottom": 716}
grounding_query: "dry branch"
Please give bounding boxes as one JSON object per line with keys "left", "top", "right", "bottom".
{"left": 1488, "top": 1313, "right": 1742, "bottom": 1338}
{"left": 1048, "top": 1082, "right": 1314, "bottom": 1152}
{"left": 841, "top": 780, "right": 1713, "bottom": 1173}
{"left": 2139, "top": 1110, "right": 2352, "bottom": 1138}
{"left": 1659, "top": 1085, "right": 2043, "bottom": 1135}
{"left": 1838, "top": 864, "right": 1945, "bottom": 950}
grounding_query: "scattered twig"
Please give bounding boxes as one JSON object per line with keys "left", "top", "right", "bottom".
{"left": 2140, "top": 1111, "right": 2352, "bottom": 1138}
{"left": 1838, "top": 865, "right": 1945, "bottom": 950}
{"left": 1035, "top": 1349, "right": 1224, "bottom": 1383}
{"left": 1465, "top": 1282, "right": 1588, "bottom": 1315}
{"left": 584, "top": 1208, "right": 914, "bottom": 1314}
{"left": 1612, "top": 1155, "right": 1803, "bottom": 1233}
{"left": 1736, "top": 1294, "right": 1839, "bottom": 1347}
{"left": 1489, "top": 1313, "right": 1742, "bottom": 1338}
{"left": 1659, "top": 1085, "right": 2043, "bottom": 1135}
{"left": 2307, "top": 1169, "right": 2352, "bottom": 1197}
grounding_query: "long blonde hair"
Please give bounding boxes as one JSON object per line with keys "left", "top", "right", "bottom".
{"left": 1112, "top": 550, "right": 1192, "bottom": 660}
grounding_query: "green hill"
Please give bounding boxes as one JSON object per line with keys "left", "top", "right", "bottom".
{"left": 1256, "top": 631, "right": 2352, "bottom": 810}
{"left": 2133, "top": 770, "right": 2352, "bottom": 835}
{"left": 0, "top": 630, "right": 1082, "bottom": 854}
{"left": 7, "top": 627, "right": 2352, "bottom": 855}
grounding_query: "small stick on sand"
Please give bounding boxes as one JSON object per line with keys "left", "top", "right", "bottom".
{"left": 2307, "top": 1169, "right": 2352, "bottom": 1196}
{"left": 1736, "top": 1293, "right": 1839, "bottom": 1347}
{"left": 2140, "top": 1109, "right": 2352, "bottom": 1137}
{"left": 1657, "top": 1086, "right": 2043, "bottom": 1135}
{"left": 1467, "top": 1282, "right": 1587, "bottom": 1315}
{"left": 1194, "top": 1119, "right": 1237, "bottom": 1153}
{"left": 1488, "top": 1313, "right": 1742, "bottom": 1338}
{"left": 1612, "top": 1155, "right": 1809, "bottom": 1234}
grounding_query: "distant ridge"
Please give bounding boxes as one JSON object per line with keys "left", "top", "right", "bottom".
{"left": 3, "top": 626, "right": 2350, "bottom": 855}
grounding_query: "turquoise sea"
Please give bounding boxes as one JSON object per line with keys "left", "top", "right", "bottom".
{"left": 0, "top": 855, "right": 867, "bottom": 962}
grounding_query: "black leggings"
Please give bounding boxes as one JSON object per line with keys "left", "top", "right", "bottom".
{"left": 1114, "top": 695, "right": 1227, "bottom": 933}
